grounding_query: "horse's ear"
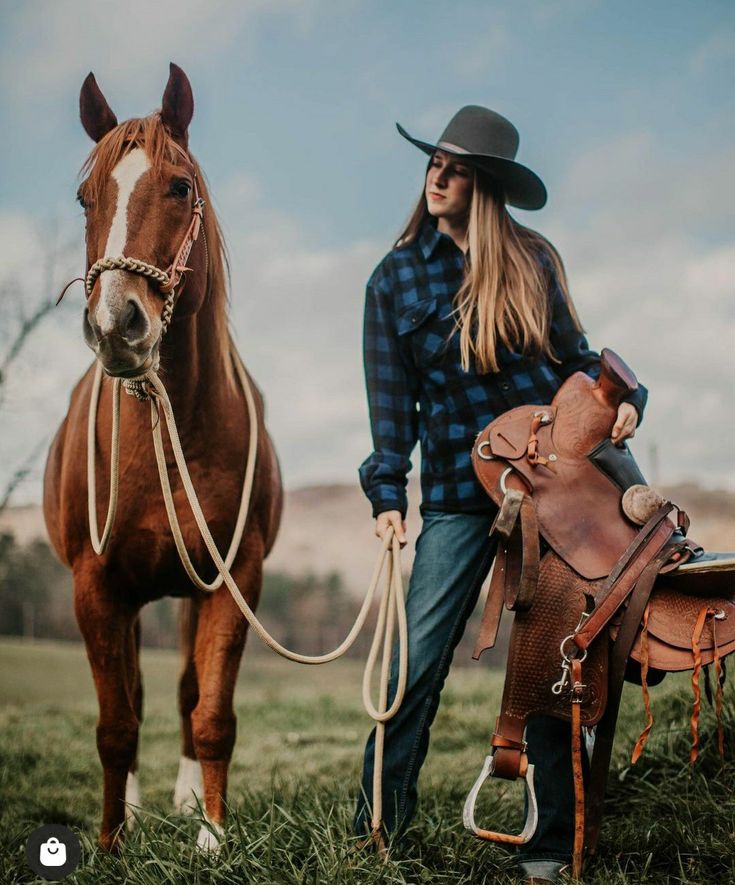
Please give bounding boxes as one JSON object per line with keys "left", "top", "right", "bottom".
{"left": 161, "top": 63, "right": 194, "bottom": 147}
{"left": 80, "top": 72, "right": 118, "bottom": 143}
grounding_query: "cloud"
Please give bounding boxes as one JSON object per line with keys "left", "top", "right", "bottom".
{"left": 545, "top": 130, "right": 735, "bottom": 489}
{"left": 217, "top": 176, "right": 379, "bottom": 489}
{"left": 0, "top": 0, "right": 327, "bottom": 109}
{"left": 552, "top": 129, "right": 735, "bottom": 239}
{"left": 689, "top": 28, "right": 735, "bottom": 75}
{"left": 0, "top": 209, "right": 92, "bottom": 505}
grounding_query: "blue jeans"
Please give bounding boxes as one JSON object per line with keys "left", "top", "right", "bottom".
{"left": 354, "top": 510, "right": 576, "bottom": 866}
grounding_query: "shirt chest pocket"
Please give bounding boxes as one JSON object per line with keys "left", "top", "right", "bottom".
{"left": 396, "top": 298, "right": 453, "bottom": 368}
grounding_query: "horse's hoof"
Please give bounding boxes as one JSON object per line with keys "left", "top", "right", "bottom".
{"left": 98, "top": 832, "right": 123, "bottom": 855}
{"left": 125, "top": 771, "right": 141, "bottom": 831}
{"left": 196, "top": 819, "right": 224, "bottom": 853}
{"left": 174, "top": 756, "right": 203, "bottom": 814}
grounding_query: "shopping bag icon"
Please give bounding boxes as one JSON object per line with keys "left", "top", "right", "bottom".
{"left": 39, "top": 836, "right": 67, "bottom": 867}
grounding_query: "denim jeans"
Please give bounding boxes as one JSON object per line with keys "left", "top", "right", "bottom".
{"left": 354, "top": 510, "right": 576, "bottom": 866}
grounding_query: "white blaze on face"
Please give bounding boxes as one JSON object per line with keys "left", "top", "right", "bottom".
{"left": 95, "top": 148, "right": 151, "bottom": 335}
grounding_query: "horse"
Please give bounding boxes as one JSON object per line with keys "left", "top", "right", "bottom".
{"left": 43, "top": 63, "right": 282, "bottom": 852}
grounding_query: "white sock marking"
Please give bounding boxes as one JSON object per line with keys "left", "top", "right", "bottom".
{"left": 174, "top": 755, "right": 203, "bottom": 814}
{"left": 196, "top": 816, "right": 224, "bottom": 853}
{"left": 125, "top": 771, "right": 141, "bottom": 832}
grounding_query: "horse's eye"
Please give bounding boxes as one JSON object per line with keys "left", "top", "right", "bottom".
{"left": 171, "top": 179, "right": 192, "bottom": 199}
{"left": 77, "top": 190, "right": 89, "bottom": 210}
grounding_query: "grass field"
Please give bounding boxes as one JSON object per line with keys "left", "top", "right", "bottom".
{"left": 1, "top": 637, "right": 734, "bottom": 884}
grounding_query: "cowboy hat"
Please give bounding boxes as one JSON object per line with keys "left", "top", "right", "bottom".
{"left": 397, "top": 105, "right": 547, "bottom": 211}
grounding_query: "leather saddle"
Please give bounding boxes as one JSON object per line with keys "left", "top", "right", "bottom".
{"left": 462, "top": 348, "right": 735, "bottom": 875}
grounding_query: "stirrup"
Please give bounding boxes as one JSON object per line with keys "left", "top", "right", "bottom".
{"left": 463, "top": 754, "right": 538, "bottom": 844}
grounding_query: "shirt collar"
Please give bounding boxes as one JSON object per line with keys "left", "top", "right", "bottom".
{"left": 418, "top": 218, "right": 463, "bottom": 261}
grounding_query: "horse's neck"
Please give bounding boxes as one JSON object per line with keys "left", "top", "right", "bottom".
{"left": 158, "top": 296, "right": 235, "bottom": 427}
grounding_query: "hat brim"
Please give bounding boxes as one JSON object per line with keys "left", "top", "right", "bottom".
{"left": 396, "top": 122, "right": 547, "bottom": 211}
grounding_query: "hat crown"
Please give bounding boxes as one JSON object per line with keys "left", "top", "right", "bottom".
{"left": 438, "top": 105, "right": 519, "bottom": 161}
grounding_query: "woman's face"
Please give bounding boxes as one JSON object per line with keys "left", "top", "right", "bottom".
{"left": 425, "top": 150, "right": 473, "bottom": 223}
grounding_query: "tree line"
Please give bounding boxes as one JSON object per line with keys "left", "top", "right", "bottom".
{"left": 0, "top": 530, "right": 507, "bottom": 665}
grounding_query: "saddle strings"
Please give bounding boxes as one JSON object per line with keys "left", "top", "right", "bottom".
{"left": 690, "top": 606, "right": 725, "bottom": 764}
{"left": 631, "top": 605, "right": 654, "bottom": 764}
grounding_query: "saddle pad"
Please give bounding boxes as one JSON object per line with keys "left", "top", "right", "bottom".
{"left": 663, "top": 552, "right": 735, "bottom": 597}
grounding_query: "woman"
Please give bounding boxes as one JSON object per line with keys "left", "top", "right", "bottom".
{"left": 355, "top": 106, "right": 646, "bottom": 883}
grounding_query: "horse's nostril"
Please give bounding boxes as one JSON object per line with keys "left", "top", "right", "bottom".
{"left": 83, "top": 308, "right": 98, "bottom": 347}
{"left": 122, "top": 299, "right": 149, "bottom": 344}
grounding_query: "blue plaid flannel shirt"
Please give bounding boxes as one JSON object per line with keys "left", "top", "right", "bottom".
{"left": 358, "top": 219, "right": 647, "bottom": 518}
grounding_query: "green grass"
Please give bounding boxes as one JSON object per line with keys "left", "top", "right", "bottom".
{"left": 1, "top": 638, "right": 734, "bottom": 884}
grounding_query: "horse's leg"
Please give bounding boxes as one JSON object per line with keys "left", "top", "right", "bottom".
{"left": 75, "top": 574, "right": 140, "bottom": 852}
{"left": 191, "top": 550, "right": 259, "bottom": 850}
{"left": 125, "top": 616, "right": 143, "bottom": 831}
{"left": 174, "top": 598, "right": 203, "bottom": 813}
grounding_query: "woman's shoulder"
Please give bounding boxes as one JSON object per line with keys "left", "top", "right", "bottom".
{"left": 367, "top": 238, "right": 422, "bottom": 294}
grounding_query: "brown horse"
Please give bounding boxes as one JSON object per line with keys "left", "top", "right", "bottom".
{"left": 43, "top": 63, "right": 282, "bottom": 852}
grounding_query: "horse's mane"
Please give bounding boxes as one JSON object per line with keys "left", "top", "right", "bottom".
{"left": 80, "top": 114, "right": 233, "bottom": 384}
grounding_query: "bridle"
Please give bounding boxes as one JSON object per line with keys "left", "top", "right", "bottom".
{"left": 84, "top": 175, "right": 206, "bottom": 338}
{"left": 58, "top": 149, "right": 207, "bottom": 344}
{"left": 55, "top": 153, "right": 208, "bottom": 399}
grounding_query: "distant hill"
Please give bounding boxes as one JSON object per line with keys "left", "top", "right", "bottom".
{"left": 2, "top": 480, "right": 733, "bottom": 596}
{"left": 0, "top": 482, "right": 422, "bottom": 596}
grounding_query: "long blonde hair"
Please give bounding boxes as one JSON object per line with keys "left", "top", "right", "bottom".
{"left": 396, "top": 166, "right": 582, "bottom": 373}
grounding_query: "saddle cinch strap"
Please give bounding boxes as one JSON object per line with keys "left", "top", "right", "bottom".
{"left": 463, "top": 348, "right": 735, "bottom": 871}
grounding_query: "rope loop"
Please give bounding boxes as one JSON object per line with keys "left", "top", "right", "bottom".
{"left": 86, "top": 350, "right": 408, "bottom": 839}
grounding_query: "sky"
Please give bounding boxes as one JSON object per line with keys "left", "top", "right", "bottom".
{"left": 1, "top": 0, "right": 734, "bottom": 507}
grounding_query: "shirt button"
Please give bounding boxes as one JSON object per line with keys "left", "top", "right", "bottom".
{"left": 500, "top": 382, "right": 511, "bottom": 391}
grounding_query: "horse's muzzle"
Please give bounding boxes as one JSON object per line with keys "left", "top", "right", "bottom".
{"left": 83, "top": 304, "right": 160, "bottom": 378}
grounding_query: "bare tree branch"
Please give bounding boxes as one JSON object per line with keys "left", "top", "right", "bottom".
{"left": 0, "top": 437, "right": 49, "bottom": 518}
{"left": 0, "top": 219, "right": 79, "bottom": 509}
{"left": 0, "top": 294, "right": 57, "bottom": 393}
{"left": 0, "top": 222, "right": 74, "bottom": 397}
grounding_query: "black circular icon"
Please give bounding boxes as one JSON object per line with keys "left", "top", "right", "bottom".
{"left": 25, "top": 824, "right": 81, "bottom": 881}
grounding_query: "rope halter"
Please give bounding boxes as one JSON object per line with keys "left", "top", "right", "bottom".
{"left": 80, "top": 175, "right": 205, "bottom": 399}
{"left": 85, "top": 189, "right": 205, "bottom": 338}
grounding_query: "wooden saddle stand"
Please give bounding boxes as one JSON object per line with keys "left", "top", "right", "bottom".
{"left": 463, "top": 348, "right": 735, "bottom": 877}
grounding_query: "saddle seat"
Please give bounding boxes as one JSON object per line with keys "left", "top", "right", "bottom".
{"left": 479, "top": 369, "right": 642, "bottom": 580}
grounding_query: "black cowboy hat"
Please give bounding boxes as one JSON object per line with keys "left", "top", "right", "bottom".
{"left": 397, "top": 105, "right": 547, "bottom": 211}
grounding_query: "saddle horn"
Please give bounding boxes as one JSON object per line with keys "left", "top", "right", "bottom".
{"left": 594, "top": 348, "right": 638, "bottom": 410}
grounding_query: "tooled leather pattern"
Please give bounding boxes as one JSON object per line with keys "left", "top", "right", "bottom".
{"left": 620, "top": 588, "right": 735, "bottom": 670}
{"left": 502, "top": 551, "right": 608, "bottom": 727}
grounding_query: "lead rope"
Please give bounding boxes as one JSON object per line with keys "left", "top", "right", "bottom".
{"left": 87, "top": 365, "right": 121, "bottom": 554}
{"left": 86, "top": 354, "right": 407, "bottom": 845}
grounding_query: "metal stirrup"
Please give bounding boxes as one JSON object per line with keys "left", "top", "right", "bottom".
{"left": 463, "top": 755, "right": 539, "bottom": 844}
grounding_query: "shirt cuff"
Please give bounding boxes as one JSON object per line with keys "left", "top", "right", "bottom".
{"left": 623, "top": 382, "right": 648, "bottom": 426}
{"left": 368, "top": 488, "right": 408, "bottom": 520}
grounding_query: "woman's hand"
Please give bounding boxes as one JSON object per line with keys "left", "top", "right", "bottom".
{"left": 611, "top": 402, "right": 638, "bottom": 446}
{"left": 375, "top": 510, "right": 408, "bottom": 548}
